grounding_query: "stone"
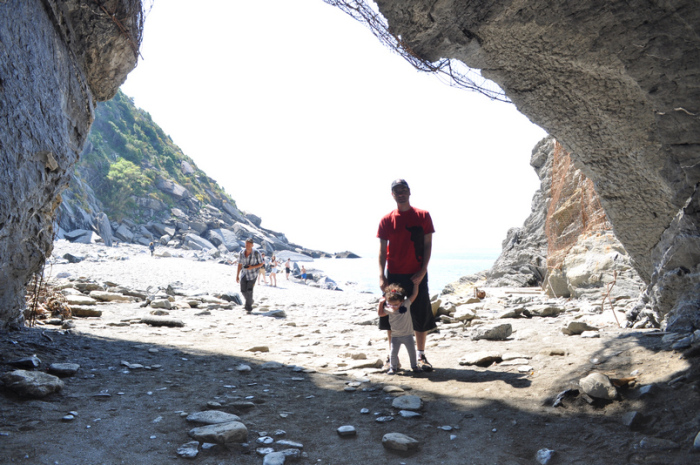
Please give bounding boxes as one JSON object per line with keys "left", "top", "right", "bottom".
{"left": 48, "top": 363, "right": 80, "bottom": 377}
{"left": 89, "top": 291, "right": 132, "bottom": 302}
{"left": 247, "top": 346, "right": 269, "bottom": 352}
{"left": 536, "top": 448, "right": 555, "bottom": 464}
{"left": 70, "top": 306, "right": 103, "bottom": 317}
{"left": 392, "top": 395, "right": 422, "bottom": 411}
{"left": 579, "top": 372, "right": 617, "bottom": 400}
{"left": 382, "top": 432, "right": 420, "bottom": 452}
{"left": 459, "top": 351, "right": 502, "bottom": 367}
{"left": 64, "top": 295, "right": 98, "bottom": 306}
{"left": 638, "top": 436, "right": 680, "bottom": 451}
{"left": 177, "top": 441, "right": 199, "bottom": 459}
{"left": 275, "top": 439, "right": 303, "bottom": 449}
{"left": 140, "top": 316, "right": 184, "bottom": 327}
{"left": 398, "top": 410, "right": 422, "bottom": 418}
{"left": 186, "top": 411, "right": 241, "bottom": 424}
{"left": 188, "top": 421, "right": 248, "bottom": 444}
{"left": 473, "top": 323, "right": 512, "bottom": 341}
{"left": 694, "top": 430, "right": 700, "bottom": 451}
{"left": 621, "top": 411, "right": 642, "bottom": 429}
{"left": 7, "top": 355, "right": 41, "bottom": 369}
{"left": 562, "top": 321, "right": 599, "bottom": 335}
{"left": 1, "top": 370, "right": 64, "bottom": 398}
{"left": 337, "top": 425, "right": 357, "bottom": 437}
{"left": 262, "top": 452, "right": 285, "bottom": 465}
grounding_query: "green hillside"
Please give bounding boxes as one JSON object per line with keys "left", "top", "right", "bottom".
{"left": 76, "top": 90, "right": 234, "bottom": 221}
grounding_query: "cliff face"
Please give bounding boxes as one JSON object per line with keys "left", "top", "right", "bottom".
{"left": 375, "top": 0, "right": 700, "bottom": 331}
{"left": 480, "top": 137, "right": 643, "bottom": 302}
{"left": 0, "top": 0, "right": 141, "bottom": 328}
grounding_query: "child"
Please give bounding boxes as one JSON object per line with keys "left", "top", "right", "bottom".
{"left": 377, "top": 283, "right": 420, "bottom": 375}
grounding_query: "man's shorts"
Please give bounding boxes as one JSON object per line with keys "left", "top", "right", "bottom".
{"left": 378, "top": 273, "right": 436, "bottom": 332}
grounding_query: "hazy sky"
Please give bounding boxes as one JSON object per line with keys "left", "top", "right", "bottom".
{"left": 120, "top": 0, "right": 547, "bottom": 257}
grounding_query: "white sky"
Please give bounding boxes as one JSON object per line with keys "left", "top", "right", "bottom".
{"left": 120, "top": 0, "right": 547, "bottom": 257}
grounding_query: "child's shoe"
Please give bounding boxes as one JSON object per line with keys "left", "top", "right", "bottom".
{"left": 387, "top": 367, "right": 397, "bottom": 375}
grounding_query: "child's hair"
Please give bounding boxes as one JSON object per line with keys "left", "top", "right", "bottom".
{"left": 384, "top": 283, "right": 406, "bottom": 301}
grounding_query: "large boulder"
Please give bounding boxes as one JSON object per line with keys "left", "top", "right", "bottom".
{"left": 207, "top": 229, "right": 241, "bottom": 252}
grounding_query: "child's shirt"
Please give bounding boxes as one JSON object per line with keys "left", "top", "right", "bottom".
{"left": 387, "top": 300, "right": 414, "bottom": 338}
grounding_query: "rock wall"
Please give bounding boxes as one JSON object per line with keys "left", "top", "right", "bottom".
{"left": 476, "top": 137, "right": 643, "bottom": 302}
{"left": 375, "top": 0, "right": 700, "bottom": 331}
{"left": 0, "top": 0, "right": 140, "bottom": 329}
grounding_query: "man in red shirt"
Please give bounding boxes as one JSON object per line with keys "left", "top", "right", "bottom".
{"left": 378, "top": 179, "right": 436, "bottom": 372}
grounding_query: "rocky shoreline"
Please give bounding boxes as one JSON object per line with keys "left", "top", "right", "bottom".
{"left": 1, "top": 240, "right": 699, "bottom": 464}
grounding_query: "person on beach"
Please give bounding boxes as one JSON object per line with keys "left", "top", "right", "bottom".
{"left": 269, "top": 254, "right": 279, "bottom": 287}
{"left": 377, "top": 283, "right": 421, "bottom": 375}
{"left": 149, "top": 241, "right": 155, "bottom": 256}
{"left": 301, "top": 265, "right": 307, "bottom": 281}
{"left": 285, "top": 259, "right": 292, "bottom": 280}
{"left": 378, "top": 178, "right": 436, "bottom": 372}
{"left": 258, "top": 252, "right": 269, "bottom": 285}
{"left": 236, "top": 238, "right": 264, "bottom": 312}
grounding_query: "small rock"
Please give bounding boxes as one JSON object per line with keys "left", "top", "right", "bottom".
{"left": 262, "top": 451, "right": 285, "bottom": 465}
{"left": 48, "top": 363, "right": 80, "bottom": 377}
{"left": 1, "top": 370, "right": 64, "bottom": 398}
{"left": 536, "top": 448, "right": 554, "bottom": 464}
{"left": 473, "top": 323, "right": 512, "bottom": 341}
{"left": 275, "top": 439, "right": 303, "bottom": 449}
{"left": 382, "top": 432, "right": 420, "bottom": 452}
{"left": 177, "top": 441, "right": 200, "bottom": 459}
{"left": 7, "top": 355, "right": 41, "bottom": 369}
{"left": 562, "top": 321, "right": 598, "bottom": 335}
{"left": 392, "top": 395, "right": 422, "bottom": 411}
{"left": 247, "top": 346, "right": 270, "bottom": 353}
{"left": 337, "top": 425, "right": 356, "bottom": 437}
{"left": 638, "top": 436, "right": 680, "bottom": 450}
{"left": 188, "top": 421, "right": 248, "bottom": 444}
{"left": 398, "top": 410, "right": 422, "bottom": 419}
{"left": 186, "top": 411, "right": 241, "bottom": 424}
{"left": 621, "top": 411, "right": 642, "bottom": 429}
{"left": 579, "top": 372, "right": 617, "bottom": 400}
{"left": 383, "top": 385, "right": 404, "bottom": 393}
{"left": 459, "top": 351, "right": 502, "bottom": 367}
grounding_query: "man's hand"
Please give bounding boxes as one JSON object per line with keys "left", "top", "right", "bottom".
{"left": 236, "top": 276, "right": 240, "bottom": 283}
{"left": 411, "top": 269, "right": 426, "bottom": 286}
{"left": 379, "top": 274, "right": 388, "bottom": 291}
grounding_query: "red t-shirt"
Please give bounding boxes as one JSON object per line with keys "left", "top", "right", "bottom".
{"left": 377, "top": 207, "right": 435, "bottom": 274}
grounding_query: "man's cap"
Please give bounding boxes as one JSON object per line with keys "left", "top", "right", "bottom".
{"left": 245, "top": 237, "right": 254, "bottom": 243}
{"left": 391, "top": 179, "right": 409, "bottom": 190}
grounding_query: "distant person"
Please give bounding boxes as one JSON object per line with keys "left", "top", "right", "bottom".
{"left": 377, "top": 283, "right": 420, "bottom": 375}
{"left": 285, "top": 259, "right": 291, "bottom": 280}
{"left": 378, "top": 179, "right": 435, "bottom": 372}
{"left": 269, "top": 254, "right": 279, "bottom": 287}
{"left": 258, "top": 252, "right": 269, "bottom": 285}
{"left": 149, "top": 241, "right": 155, "bottom": 256}
{"left": 236, "top": 238, "right": 264, "bottom": 312}
{"left": 301, "top": 265, "right": 307, "bottom": 281}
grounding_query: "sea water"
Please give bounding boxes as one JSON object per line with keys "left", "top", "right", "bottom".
{"left": 311, "top": 249, "right": 500, "bottom": 295}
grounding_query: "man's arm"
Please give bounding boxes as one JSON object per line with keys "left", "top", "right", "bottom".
{"left": 378, "top": 238, "right": 388, "bottom": 291}
{"left": 236, "top": 262, "right": 242, "bottom": 282}
{"left": 412, "top": 233, "right": 432, "bottom": 285}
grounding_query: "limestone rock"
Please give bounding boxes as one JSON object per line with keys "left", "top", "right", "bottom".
{"left": 188, "top": 421, "right": 248, "bottom": 444}
{"left": 562, "top": 321, "right": 599, "bottom": 335}
{"left": 1, "top": 370, "right": 64, "bottom": 398}
{"left": 186, "top": 411, "right": 241, "bottom": 425}
{"left": 392, "top": 395, "right": 422, "bottom": 411}
{"left": 382, "top": 432, "right": 420, "bottom": 452}
{"left": 579, "top": 372, "right": 617, "bottom": 400}
{"left": 473, "top": 323, "right": 512, "bottom": 341}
